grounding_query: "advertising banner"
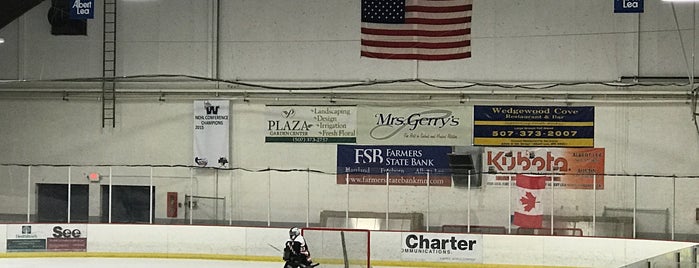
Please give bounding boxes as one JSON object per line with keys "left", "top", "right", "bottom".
{"left": 266, "top": 105, "right": 356, "bottom": 143}
{"left": 473, "top": 105, "right": 594, "bottom": 147}
{"left": 400, "top": 232, "right": 482, "bottom": 263}
{"left": 483, "top": 147, "right": 605, "bottom": 189}
{"left": 336, "top": 145, "right": 454, "bottom": 186}
{"left": 193, "top": 100, "right": 230, "bottom": 168}
{"left": 6, "top": 224, "right": 87, "bottom": 252}
{"left": 357, "top": 106, "right": 470, "bottom": 145}
{"left": 70, "top": 0, "right": 95, "bottom": 19}
{"left": 614, "top": 0, "right": 643, "bottom": 13}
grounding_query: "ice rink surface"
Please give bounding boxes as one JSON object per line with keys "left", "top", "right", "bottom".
{"left": 0, "top": 258, "right": 392, "bottom": 268}
{"left": 0, "top": 258, "right": 289, "bottom": 268}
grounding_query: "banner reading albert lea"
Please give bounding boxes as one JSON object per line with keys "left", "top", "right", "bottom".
{"left": 193, "top": 100, "right": 230, "bottom": 168}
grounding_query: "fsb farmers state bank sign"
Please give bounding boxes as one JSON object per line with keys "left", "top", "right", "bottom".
{"left": 336, "top": 145, "right": 454, "bottom": 186}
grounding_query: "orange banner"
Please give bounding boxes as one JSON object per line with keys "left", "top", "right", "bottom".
{"left": 483, "top": 147, "right": 605, "bottom": 189}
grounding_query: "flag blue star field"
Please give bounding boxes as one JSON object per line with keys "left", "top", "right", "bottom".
{"left": 361, "top": 0, "right": 472, "bottom": 60}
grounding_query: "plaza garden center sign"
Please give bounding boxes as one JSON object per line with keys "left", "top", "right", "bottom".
{"left": 266, "top": 105, "right": 356, "bottom": 143}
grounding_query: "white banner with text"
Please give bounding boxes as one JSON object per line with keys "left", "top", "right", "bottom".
{"left": 357, "top": 106, "right": 471, "bottom": 145}
{"left": 193, "top": 100, "right": 230, "bottom": 168}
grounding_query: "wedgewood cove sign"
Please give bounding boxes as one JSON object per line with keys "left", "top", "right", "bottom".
{"left": 265, "top": 105, "right": 357, "bottom": 143}
{"left": 357, "top": 106, "right": 471, "bottom": 145}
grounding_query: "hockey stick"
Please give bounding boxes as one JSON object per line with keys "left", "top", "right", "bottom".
{"left": 268, "top": 243, "right": 282, "bottom": 252}
{"left": 270, "top": 243, "right": 320, "bottom": 267}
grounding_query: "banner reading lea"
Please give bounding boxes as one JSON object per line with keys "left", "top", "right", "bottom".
{"left": 337, "top": 145, "right": 454, "bottom": 186}
{"left": 266, "top": 105, "right": 356, "bottom": 143}
{"left": 193, "top": 100, "right": 230, "bottom": 168}
{"left": 473, "top": 105, "right": 594, "bottom": 147}
{"left": 483, "top": 147, "right": 605, "bottom": 189}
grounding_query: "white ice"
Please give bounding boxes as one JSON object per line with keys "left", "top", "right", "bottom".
{"left": 0, "top": 258, "right": 285, "bottom": 268}
{"left": 0, "top": 258, "right": 395, "bottom": 268}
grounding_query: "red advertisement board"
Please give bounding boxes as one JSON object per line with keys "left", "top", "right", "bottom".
{"left": 483, "top": 147, "right": 605, "bottom": 189}
{"left": 47, "top": 237, "right": 87, "bottom": 252}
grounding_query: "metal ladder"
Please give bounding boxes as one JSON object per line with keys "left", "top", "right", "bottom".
{"left": 102, "top": 0, "right": 117, "bottom": 128}
{"left": 694, "top": 89, "right": 699, "bottom": 134}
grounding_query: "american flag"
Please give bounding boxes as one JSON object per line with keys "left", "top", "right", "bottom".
{"left": 361, "top": 0, "right": 472, "bottom": 61}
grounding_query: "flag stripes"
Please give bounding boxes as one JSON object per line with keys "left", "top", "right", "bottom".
{"left": 361, "top": 0, "right": 472, "bottom": 60}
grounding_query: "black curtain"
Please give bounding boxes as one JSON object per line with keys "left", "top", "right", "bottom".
{"left": 47, "top": 0, "right": 87, "bottom": 35}
{"left": 101, "top": 185, "right": 155, "bottom": 224}
{"left": 37, "top": 184, "right": 89, "bottom": 223}
{"left": 0, "top": 0, "right": 45, "bottom": 31}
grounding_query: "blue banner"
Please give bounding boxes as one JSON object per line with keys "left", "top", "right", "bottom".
{"left": 70, "top": 0, "right": 95, "bottom": 19}
{"left": 473, "top": 106, "right": 595, "bottom": 147}
{"left": 614, "top": 0, "right": 643, "bottom": 13}
{"left": 336, "top": 145, "right": 456, "bottom": 186}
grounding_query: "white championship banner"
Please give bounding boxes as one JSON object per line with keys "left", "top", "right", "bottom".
{"left": 193, "top": 100, "right": 230, "bottom": 168}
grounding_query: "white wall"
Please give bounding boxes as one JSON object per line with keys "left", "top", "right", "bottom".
{"left": 0, "top": 99, "right": 697, "bottom": 237}
{"left": 0, "top": 0, "right": 698, "bottom": 247}
{"left": 1, "top": 0, "right": 698, "bottom": 80}
{"left": 2, "top": 100, "right": 698, "bottom": 175}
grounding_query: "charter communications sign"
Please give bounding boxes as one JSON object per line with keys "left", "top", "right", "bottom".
{"left": 401, "top": 232, "right": 482, "bottom": 263}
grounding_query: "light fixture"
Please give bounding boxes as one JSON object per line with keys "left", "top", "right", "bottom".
{"left": 0, "top": 38, "right": 5, "bottom": 44}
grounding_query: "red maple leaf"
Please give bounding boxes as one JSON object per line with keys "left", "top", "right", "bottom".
{"left": 520, "top": 192, "right": 537, "bottom": 212}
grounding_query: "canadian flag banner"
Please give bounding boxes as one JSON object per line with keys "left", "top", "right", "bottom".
{"left": 513, "top": 174, "right": 547, "bottom": 228}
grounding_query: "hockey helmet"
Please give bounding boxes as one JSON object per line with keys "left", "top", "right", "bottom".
{"left": 289, "top": 227, "right": 301, "bottom": 239}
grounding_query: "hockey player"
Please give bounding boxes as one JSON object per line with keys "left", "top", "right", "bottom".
{"left": 283, "top": 227, "right": 318, "bottom": 268}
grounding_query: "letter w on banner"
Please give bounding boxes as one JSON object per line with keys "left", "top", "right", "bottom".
{"left": 513, "top": 174, "right": 547, "bottom": 228}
